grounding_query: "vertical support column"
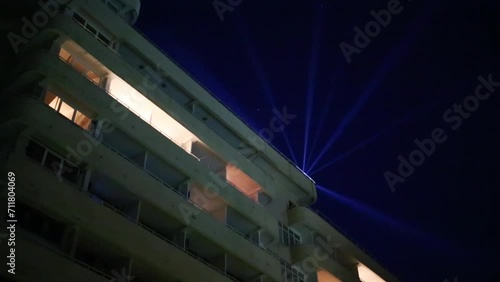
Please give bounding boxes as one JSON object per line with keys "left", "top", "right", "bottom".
{"left": 170, "top": 228, "right": 187, "bottom": 250}
{"left": 92, "top": 119, "right": 104, "bottom": 140}
{"left": 135, "top": 200, "right": 141, "bottom": 223}
{"left": 61, "top": 225, "right": 79, "bottom": 258}
{"left": 82, "top": 168, "right": 92, "bottom": 192}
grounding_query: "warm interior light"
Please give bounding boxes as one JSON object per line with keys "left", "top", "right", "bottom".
{"left": 106, "top": 74, "right": 199, "bottom": 152}
{"left": 317, "top": 269, "right": 342, "bottom": 282}
{"left": 226, "top": 163, "right": 261, "bottom": 201}
{"left": 59, "top": 48, "right": 71, "bottom": 62}
{"left": 44, "top": 91, "right": 60, "bottom": 110}
{"left": 43, "top": 91, "right": 92, "bottom": 131}
{"left": 357, "top": 264, "right": 386, "bottom": 282}
{"left": 74, "top": 110, "right": 91, "bottom": 130}
{"left": 59, "top": 101, "right": 75, "bottom": 120}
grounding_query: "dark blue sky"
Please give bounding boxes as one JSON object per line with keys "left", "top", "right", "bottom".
{"left": 136, "top": 1, "right": 500, "bottom": 281}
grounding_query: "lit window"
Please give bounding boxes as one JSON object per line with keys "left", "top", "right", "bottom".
{"left": 87, "top": 70, "right": 101, "bottom": 85}
{"left": 58, "top": 48, "right": 72, "bottom": 62}
{"left": 59, "top": 101, "right": 75, "bottom": 120}
{"left": 357, "top": 264, "right": 386, "bottom": 282}
{"left": 44, "top": 91, "right": 61, "bottom": 110}
{"left": 74, "top": 110, "right": 91, "bottom": 130}
{"left": 59, "top": 47, "right": 102, "bottom": 85}
{"left": 43, "top": 91, "right": 92, "bottom": 131}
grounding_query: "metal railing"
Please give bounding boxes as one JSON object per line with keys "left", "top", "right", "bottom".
{"left": 18, "top": 229, "right": 115, "bottom": 281}
{"left": 303, "top": 206, "right": 394, "bottom": 277}
{"left": 90, "top": 4, "right": 314, "bottom": 183}
{"left": 25, "top": 150, "right": 239, "bottom": 282}
{"left": 28, "top": 94, "right": 310, "bottom": 282}
{"left": 71, "top": 16, "right": 118, "bottom": 54}
{"left": 58, "top": 52, "right": 201, "bottom": 161}
{"left": 101, "top": 137, "right": 285, "bottom": 262}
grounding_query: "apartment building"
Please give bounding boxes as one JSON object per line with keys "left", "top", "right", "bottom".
{"left": 0, "top": 0, "right": 399, "bottom": 281}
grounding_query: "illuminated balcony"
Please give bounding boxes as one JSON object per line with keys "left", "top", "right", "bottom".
{"left": 317, "top": 269, "right": 342, "bottom": 282}
{"left": 43, "top": 90, "right": 92, "bottom": 130}
{"left": 226, "top": 163, "right": 263, "bottom": 202}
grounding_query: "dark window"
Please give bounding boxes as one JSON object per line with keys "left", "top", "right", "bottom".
{"left": 86, "top": 24, "right": 97, "bottom": 36}
{"left": 97, "top": 33, "right": 110, "bottom": 46}
{"left": 73, "top": 12, "right": 86, "bottom": 26}
{"left": 44, "top": 151, "right": 62, "bottom": 174}
{"left": 61, "top": 161, "right": 80, "bottom": 184}
{"left": 26, "top": 140, "right": 46, "bottom": 163}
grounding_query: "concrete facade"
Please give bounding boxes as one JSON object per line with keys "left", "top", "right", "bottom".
{"left": 0, "top": 1, "right": 399, "bottom": 281}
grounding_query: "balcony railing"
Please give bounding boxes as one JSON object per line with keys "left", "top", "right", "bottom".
{"left": 23, "top": 91, "right": 312, "bottom": 282}
{"left": 87, "top": 4, "right": 314, "bottom": 184}
{"left": 17, "top": 228, "right": 115, "bottom": 281}
{"left": 57, "top": 52, "right": 201, "bottom": 162}
{"left": 303, "top": 206, "right": 394, "bottom": 278}
{"left": 24, "top": 151, "right": 239, "bottom": 282}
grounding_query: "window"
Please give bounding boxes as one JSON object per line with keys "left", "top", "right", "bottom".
{"left": 72, "top": 12, "right": 86, "bottom": 26}
{"left": 86, "top": 24, "right": 97, "bottom": 36}
{"left": 25, "top": 139, "right": 83, "bottom": 185}
{"left": 44, "top": 91, "right": 61, "bottom": 110}
{"left": 59, "top": 48, "right": 102, "bottom": 85}
{"left": 280, "top": 259, "right": 305, "bottom": 282}
{"left": 26, "top": 139, "right": 46, "bottom": 163}
{"left": 72, "top": 12, "right": 114, "bottom": 49}
{"left": 97, "top": 33, "right": 110, "bottom": 46}
{"left": 59, "top": 48, "right": 72, "bottom": 62}
{"left": 74, "top": 111, "right": 91, "bottom": 130}
{"left": 59, "top": 101, "right": 75, "bottom": 120}
{"left": 279, "top": 222, "right": 301, "bottom": 246}
{"left": 43, "top": 91, "right": 92, "bottom": 130}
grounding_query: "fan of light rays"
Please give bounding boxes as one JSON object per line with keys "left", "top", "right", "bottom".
{"left": 303, "top": 1, "right": 326, "bottom": 170}
{"left": 306, "top": 3, "right": 439, "bottom": 174}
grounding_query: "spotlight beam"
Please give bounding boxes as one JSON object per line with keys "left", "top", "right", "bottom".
{"left": 309, "top": 43, "right": 417, "bottom": 173}
{"left": 310, "top": 100, "right": 442, "bottom": 175}
{"left": 307, "top": 3, "right": 439, "bottom": 173}
{"left": 303, "top": 2, "right": 325, "bottom": 170}
{"left": 281, "top": 129, "right": 300, "bottom": 165}
{"left": 235, "top": 17, "right": 277, "bottom": 107}
{"left": 306, "top": 90, "right": 334, "bottom": 169}
{"left": 234, "top": 17, "right": 301, "bottom": 162}
{"left": 316, "top": 185, "right": 447, "bottom": 245}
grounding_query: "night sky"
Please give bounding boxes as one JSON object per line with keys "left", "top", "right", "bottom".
{"left": 136, "top": 1, "right": 500, "bottom": 281}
